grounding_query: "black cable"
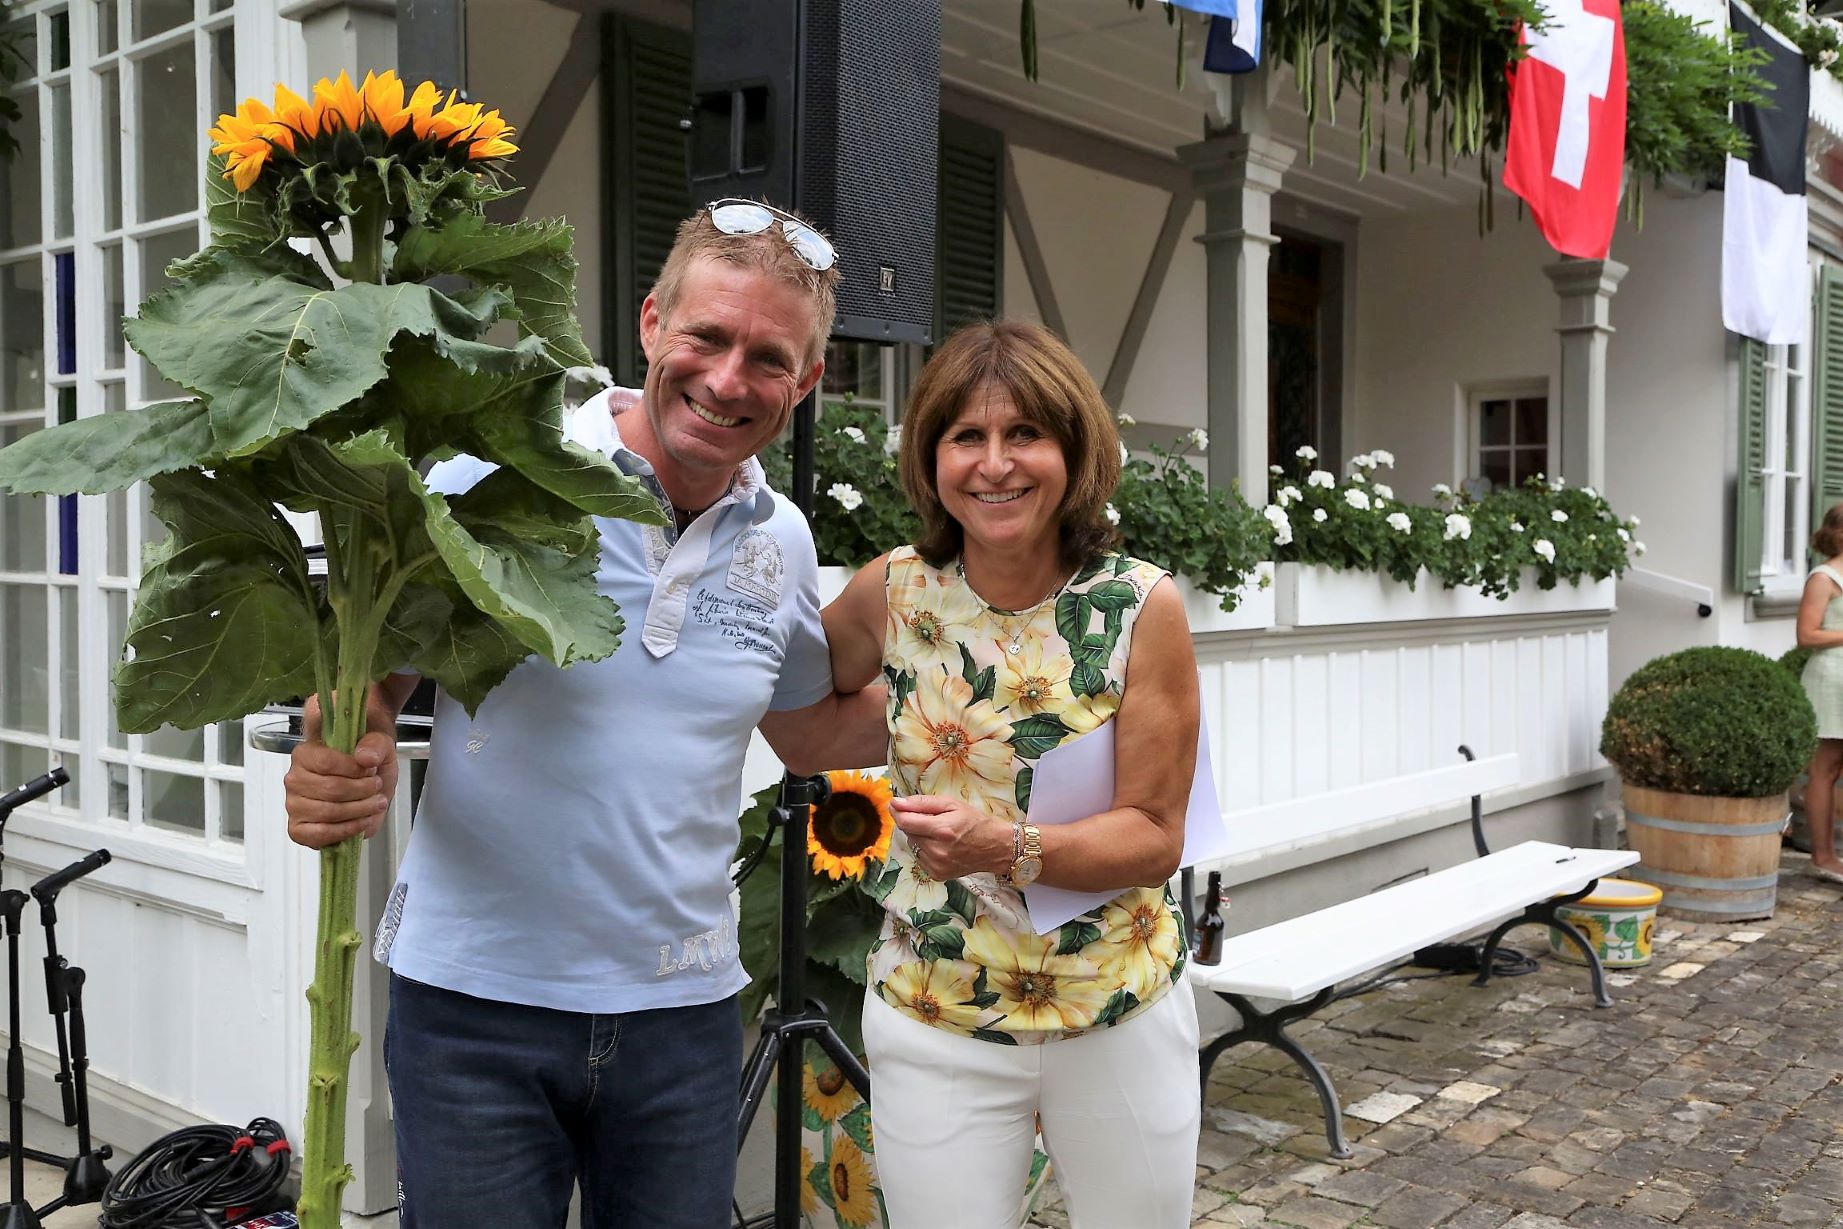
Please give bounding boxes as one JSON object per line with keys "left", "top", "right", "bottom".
{"left": 1332, "top": 941, "right": 1542, "bottom": 1002}
{"left": 98, "top": 1117, "right": 292, "bottom": 1229}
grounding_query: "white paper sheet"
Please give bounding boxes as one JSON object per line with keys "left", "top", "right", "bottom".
{"left": 1021, "top": 714, "right": 1230, "bottom": 934}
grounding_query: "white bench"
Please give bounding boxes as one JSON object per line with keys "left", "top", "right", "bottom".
{"left": 1181, "top": 747, "right": 1638, "bottom": 1158}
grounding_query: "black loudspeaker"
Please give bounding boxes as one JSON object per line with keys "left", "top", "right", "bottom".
{"left": 690, "top": 0, "right": 941, "bottom": 345}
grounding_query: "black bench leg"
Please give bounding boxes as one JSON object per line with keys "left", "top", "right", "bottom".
{"left": 1473, "top": 890, "right": 1615, "bottom": 1009}
{"left": 1201, "top": 989, "right": 1352, "bottom": 1160}
{"left": 1472, "top": 916, "right": 1521, "bottom": 990}
{"left": 1545, "top": 917, "right": 1614, "bottom": 1008}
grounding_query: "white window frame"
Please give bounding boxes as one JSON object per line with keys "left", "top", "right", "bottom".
{"left": 1758, "top": 265, "right": 1821, "bottom": 592}
{"left": 0, "top": 0, "right": 256, "bottom": 882}
{"left": 1461, "top": 379, "right": 1555, "bottom": 495}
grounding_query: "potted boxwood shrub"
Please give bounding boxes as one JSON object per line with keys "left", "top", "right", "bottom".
{"left": 1600, "top": 647, "right": 1816, "bottom": 920}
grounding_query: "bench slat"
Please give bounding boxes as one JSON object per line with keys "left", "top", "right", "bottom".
{"left": 1190, "top": 842, "right": 1639, "bottom": 1001}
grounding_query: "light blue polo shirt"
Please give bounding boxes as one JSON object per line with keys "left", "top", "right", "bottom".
{"left": 375, "top": 390, "right": 834, "bottom": 1014}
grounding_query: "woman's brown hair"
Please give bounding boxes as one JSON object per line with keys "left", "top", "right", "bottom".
{"left": 1815, "top": 503, "right": 1843, "bottom": 558}
{"left": 898, "top": 320, "right": 1122, "bottom": 571}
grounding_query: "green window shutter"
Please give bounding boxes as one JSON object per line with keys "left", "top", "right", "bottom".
{"left": 1735, "top": 335, "right": 1768, "bottom": 594}
{"left": 1811, "top": 265, "right": 1843, "bottom": 556}
{"left": 937, "top": 115, "right": 1004, "bottom": 340}
{"left": 604, "top": 16, "right": 692, "bottom": 388}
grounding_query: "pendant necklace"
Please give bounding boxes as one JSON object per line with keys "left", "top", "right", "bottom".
{"left": 963, "top": 562, "right": 1068, "bottom": 655}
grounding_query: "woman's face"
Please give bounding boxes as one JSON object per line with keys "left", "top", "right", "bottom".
{"left": 933, "top": 382, "right": 1070, "bottom": 558}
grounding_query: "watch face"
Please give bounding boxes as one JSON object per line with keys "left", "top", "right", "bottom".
{"left": 1013, "top": 855, "right": 1043, "bottom": 885}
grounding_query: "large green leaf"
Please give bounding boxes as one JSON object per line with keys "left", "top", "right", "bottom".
{"left": 204, "top": 152, "right": 289, "bottom": 253}
{"left": 403, "top": 596, "right": 530, "bottom": 716}
{"left": 124, "top": 257, "right": 475, "bottom": 459}
{"left": 0, "top": 400, "right": 213, "bottom": 495}
{"left": 114, "top": 468, "right": 325, "bottom": 733}
{"left": 393, "top": 214, "right": 594, "bottom": 368}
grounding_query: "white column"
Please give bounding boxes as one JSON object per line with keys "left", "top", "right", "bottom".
{"left": 1178, "top": 131, "right": 1294, "bottom": 507}
{"left": 278, "top": 0, "right": 398, "bottom": 79}
{"left": 1543, "top": 258, "right": 1628, "bottom": 494}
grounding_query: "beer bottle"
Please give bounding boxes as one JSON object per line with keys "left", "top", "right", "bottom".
{"left": 1194, "top": 870, "right": 1226, "bottom": 965}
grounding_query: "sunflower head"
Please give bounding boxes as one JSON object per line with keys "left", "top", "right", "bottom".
{"left": 808, "top": 771, "right": 895, "bottom": 881}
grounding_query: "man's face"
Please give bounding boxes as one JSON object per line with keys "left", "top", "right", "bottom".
{"left": 637, "top": 258, "right": 825, "bottom": 501}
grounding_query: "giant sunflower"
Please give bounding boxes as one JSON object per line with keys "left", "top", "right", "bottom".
{"left": 809, "top": 771, "right": 894, "bottom": 881}
{"left": 826, "top": 1134, "right": 877, "bottom": 1229}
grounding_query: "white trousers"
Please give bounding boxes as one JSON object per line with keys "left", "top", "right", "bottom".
{"left": 861, "top": 979, "right": 1202, "bottom": 1229}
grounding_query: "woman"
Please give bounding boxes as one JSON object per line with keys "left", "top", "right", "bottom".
{"left": 1798, "top": 503, "right": 1843, "bottom": 883}
{"left": 823, "top": 321, "right": 1202, "bottom": 1228}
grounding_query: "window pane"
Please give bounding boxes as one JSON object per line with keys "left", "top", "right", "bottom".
{"left": 1480, "top": 399, "right": 1509, "bottom": 448}
{"left": 47, "top": 12, "right": 70, "bottom": 72}
{"left": 0, "top": 427, "right": 47, "bottom": 572}
{"left": 1516, "top": 398, "right": 1548, "bottom": 447}
{"left": 219, "top": 779, "right": 242, "bottom": 842}
{"left": 58, "top": 587, "right": 77, "bottom": 739}
{"left": 2, "top": 259, "right": 44, "bottom": 410}
{"left": 102, "top": 243, "right": 123, "bottom": 366}
{"left": 105, "top": 487, "right": 127, "bottom": 576}
{"left": 49, "top": 82, "right": 72, "bottom": 240}
{"left": 137, "top": 227, "right": 195, "bottom": 399}
{"left": 0, "top": 583, "right": 49, "bottom": 734}
{"left": 1512, "top": 447, "right": 1550, "bottom": 488}
{"left": 133, "top": 0, "right": 193, "bottom": 42}
{"left": 144, "top": 723, "right": 203, "bottom": 762}
{"left": 140, "top": 481, "right": 166, "bottom": 552}
{"left": 1480, "top": 453, "right": 1511, "bottom": 493}
{"left": 4, "top": 19, "right": 36, "bottom": 80}
{"left": 823, "top": 342, "right": 883, "bottom": 402}
{"left": 134, "top": 41, "right": 197, "bottom": 222}
{"left": 1, "top": 742, "right": 46, "bottom": 792}
{"left": 53, "top": 752, "right": 78, "bottom": 809}
{"left": 105, "top": 590, "right": 126, "bottom": 747}
{"left": 99, "top": 66, "right": 121, "bottom": 231}
{"left": 97, "top": 1, "right": 119, "bottom": 56}
{"left": 0, "top": 88, "right": 40, "bottom": 248}
{"left": 217, "top": 718, "right": 242, "bottom": 767}
{"left": 106, "top": 759, "right": 128, "bottom": 818}
{"left": 209, "top": 26, "right": 234, "bottom": 123}
{"left": 144, "top": 767, "right": 203, "bottom": 834}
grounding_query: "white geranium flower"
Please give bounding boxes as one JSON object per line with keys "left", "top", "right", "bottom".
{"left": 1386, "top": 512, "right": 1412, "bottom": 533}
{"left": 1628, "top": 516, "right": 1641, "bottom": 527}
{"left": 1105, "top": 503, "right": 1121, "bottom": 525}
{"left": 1312, "top": 508, "right": 1328, "bottom": 523}
{"left": 1352, "top": 453, "right": 1378, "bottom": 470}
{"left": 1307, "top": 470, "right": 1336, "bottom": 490}
{"left": 1617, "top": 528, "right": 1630, "bottom": 543}
{"left": 1443, "top": 513, "right": 1472, "bottom": 542}
{"left": 842, "top": 426, "right": 867, "bottom": 445}
{"left": 1270, "top": 464, "right": 1284, "bottom": 475}
{"left": 1510, "top": 521, "right": 1525, "bottom": 533}
{"left": 1533, "top": 539, "right": 1556, "bottom": 563}
{"left": 1549, "top": 475, "right": 1567, "bottom": 491}
{"left": 884, "top": 424, "right": 901, "bottom": 455}
{"left": 1374, "top": 483, "right": 1394, "bottom": 500}
{"left": 1120, "top": 442, "right": 1130, "bottom": 465}
{"left": 1263, "top": 504, "right": 1293, "bottom": 546}
{"left": 1116, "top": 412, "right": 1137, "bottom": 427}
{"left": 1344, "top": 488, "right": 1372, "bottom": 511}
{"left": 828, "top": 483, "right": 863, "bottom": 512}
{"left": 1296, "top": 445, "right": 1318, "bottom": 461}
{"left": 1551, "top": 509, "right": 1568, "bottom": 523}
{"left": 1187, "top": 428, "right": 1210, "bottom": 452}
{"left": 1634, "top": 541, "right": 1647, "bottom": 556}
{"left": 1581, "top": 486, "right": 1598, "bottom": 499}
{"left": 1277, "top": 485, "right": 1302, "bottom": 507}
{"left": 1432, "top": 483, "right": 1453, "bottom": 498}
{"left": 1371, "top": 449, "right": 1395, "bottom": 467}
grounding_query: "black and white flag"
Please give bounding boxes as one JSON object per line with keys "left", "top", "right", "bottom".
{"left": 1723, "top": 2, "right": 1809, "bottom": 344}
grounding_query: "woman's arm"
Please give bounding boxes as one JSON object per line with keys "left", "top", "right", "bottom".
{"left": 893, "top": 578, "right": 1199, "bottom": 891}
{"left": 822, "top": 552, "right": 891, "bottom": 691}
{"left": 1797, "top": 571, "right": 1843, "bottom": 649}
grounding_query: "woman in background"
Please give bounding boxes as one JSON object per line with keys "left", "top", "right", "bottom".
{"left": 1797, "top": 503, "right": 1843, "bottom": 883}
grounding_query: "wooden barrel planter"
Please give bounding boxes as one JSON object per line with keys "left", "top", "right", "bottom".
{"left": 1623, "top": 785, "right": 1789, "bottom": 922}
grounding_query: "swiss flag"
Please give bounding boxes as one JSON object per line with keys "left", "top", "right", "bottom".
{"left": 1502, "top": 0, "right": 1627, "bottom": 260}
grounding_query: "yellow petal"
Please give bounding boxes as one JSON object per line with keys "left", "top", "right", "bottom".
{"left": 313, "top": 70, "right": 364, "bottom": 132}
{"left": 404, "top": 80, "right": 445, "bottom": 138}
{"left": 468, "top": 136, "right": 518, "bottom": 160}
{"left": 272, "top": 83, "right": 317, "bottom": 139}
{"left": 363, "top": 69, "right": 408, "bottom": 134}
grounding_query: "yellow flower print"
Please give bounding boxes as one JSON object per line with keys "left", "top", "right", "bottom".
{"left": 887, "top": 567, "right": 983, "bottom": 674}
{"left": 1562, "top": 912, "right": 1607, "bottom": 954}
{"left": 892, "top": 674, "right": 1014, "bottom": 806}
{"left": 994, "top": 638, "right": 1072, "bottom": 717}
{"left": 881, "top": 960, "right": 982, "bottom": 1032}
{"left": 803, "top": 1060, "right": 861, "bottom": 1123}
{"left": 1058, "top": 691, "right": 1119, "bottom": 737}
{"left": 964, "top": 919, "right": 1109, "bottom": 1032}
{"left": 1098, "top": 892, "right": 1182, "bottom": 998}
{"left": 828, "top": 1134, "right": 877, "bottom": 1228}
{"left": 800, "top": 1146, "right": 820, "bottom": 1216}
{"left": 883, "top": 835, "right": 950, "bottom": 915}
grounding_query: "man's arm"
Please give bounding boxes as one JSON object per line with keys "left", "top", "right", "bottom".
{"left": 758, "top": 685, "right": 889, "bottom": 776}
{"left": 284, "top": 672, "right": 420, "bottom": 849}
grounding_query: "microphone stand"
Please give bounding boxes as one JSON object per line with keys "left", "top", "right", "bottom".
{"left": 28, "top": 851, "right": 114, "bottom": 1217}
{"left": 734, "top": 773, "right": 870, "bottom": 1229}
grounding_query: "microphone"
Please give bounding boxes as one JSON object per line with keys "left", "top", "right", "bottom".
{"left": 31, "top": 850, "right": 111, "bottom": 905}
{"left": 0, "top": 768, "right": 69, "bottom": 817}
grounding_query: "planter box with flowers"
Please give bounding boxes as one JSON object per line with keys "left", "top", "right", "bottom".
{"left": 1263, "top": 448, "right": 1639, "bottom": 629}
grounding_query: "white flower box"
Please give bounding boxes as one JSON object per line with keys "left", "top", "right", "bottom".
{"left": 1177, "top": 562, "right": 1275, "bottom": 634}
{"left": 1273, "top": 563, "right": 1616, "bottom": 627}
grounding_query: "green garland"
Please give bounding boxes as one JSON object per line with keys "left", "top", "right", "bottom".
{"left": 1018, "top": 0, "right": 1769, "bottom": 214}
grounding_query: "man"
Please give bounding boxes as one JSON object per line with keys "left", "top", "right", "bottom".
{"left": 284, "top": 201, "right": 887, "bottom": 1228}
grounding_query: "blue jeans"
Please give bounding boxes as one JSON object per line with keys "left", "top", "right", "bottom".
{"left": 385, "top": 973, "right": 743, "bottom": 1229}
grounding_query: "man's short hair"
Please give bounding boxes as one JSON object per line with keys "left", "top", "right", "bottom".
{"left": 648, "top": 203, "right": 840, "bottom": 368}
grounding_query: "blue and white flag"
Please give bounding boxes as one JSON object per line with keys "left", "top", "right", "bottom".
{"left": 1162, "top": 0, "right": 1261, "bottom": 73}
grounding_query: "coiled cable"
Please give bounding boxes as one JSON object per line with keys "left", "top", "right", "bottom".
{"left": 98, "top": 1117, "right": 292, "bottom": 1229}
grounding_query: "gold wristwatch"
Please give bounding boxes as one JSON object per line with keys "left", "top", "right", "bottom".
{"left": 1008, "top": 821, "right": 1043, "bottom": 886}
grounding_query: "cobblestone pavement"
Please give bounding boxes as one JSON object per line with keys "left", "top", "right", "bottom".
{"left": 1028, "top": 849, "right": 1843, "bottom": 1229}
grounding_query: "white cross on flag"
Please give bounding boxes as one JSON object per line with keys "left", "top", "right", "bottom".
{"left": 1502, "top": 0, "right": 1627, "bottom": 259}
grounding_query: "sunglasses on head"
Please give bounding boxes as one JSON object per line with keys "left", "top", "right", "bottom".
{"left": 705, "top": 199, "right": 837, "bottom": 272}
